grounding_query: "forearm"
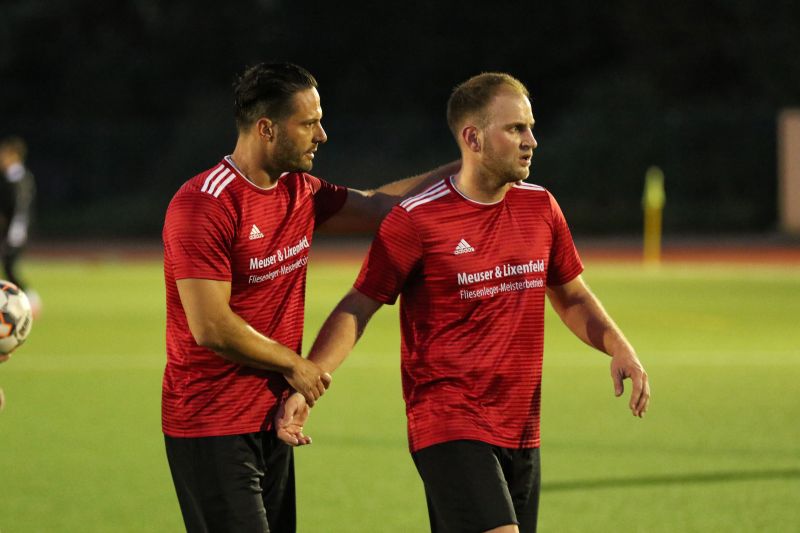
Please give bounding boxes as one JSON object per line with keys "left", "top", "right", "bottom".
{"left": 306, "top": 310, "right": 361, "bottom": 374}
{"left": 307, "top": 289, "right": 380, "bottom": 373}
{"left": 320, "top": 161, "right": 461, "bottom": 234}
{"left": 372, "top": 160, "right": 460, "bottom": 199}
{"left": 196, "top": 311, "right": 300, "bottom": 373}
{"left": 552, "top": 289, "right": 635, "bottom": 358}
{"left": 548, "top": 276, "right": 649, "bottom": 416}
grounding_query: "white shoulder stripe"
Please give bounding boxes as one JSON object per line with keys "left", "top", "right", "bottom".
{"left": 400, "top": 180, "right": 448, "bottom": 208}
{"left": 212, "top": 175, "right": 236, "bottom": 197}
{"left": 201, "top": 164, "right": 226, "bottom": 193}
{"left": 206, "top": 168, "right": 231, "bottom": 196}
{"left": 404, "top": 188, "right": 451, "bottom": 212}
{"left": 513, "top": 182, "right": 545, "bottom": 191}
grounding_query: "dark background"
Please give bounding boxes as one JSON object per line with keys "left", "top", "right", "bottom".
{"left": 2, "top": 0, "right": 799, "bottom": 239}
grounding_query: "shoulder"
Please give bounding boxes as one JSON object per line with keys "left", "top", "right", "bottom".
{"left": 184, "top": 162, "right": 239, "bottom": 198}
{"left": 510, "top": 181, "right": 558, "bottom": 206}
{"left": 167, "top": 162, "right": 240, "bottom": 217}
{"left": 511, "top": 180, "right": 549, "bottom": 196}
{"left": 289, "top": 172, "right": 343, "bottom": 198}
{"left": 275, "top": 171, "right": 318, "bottom": 196}
{"left": 397, "top": 179, "right": 452, "bottom": 214}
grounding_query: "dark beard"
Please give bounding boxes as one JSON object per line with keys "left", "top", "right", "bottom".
{"left": 274, "top": 134, "right": 313, "bottom": 173}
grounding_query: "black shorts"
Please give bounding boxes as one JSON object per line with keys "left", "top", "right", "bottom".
{"left": 164, "top": 431, "right": 295, "bottom": 533}
{"left": 412, "top": 440, "right": 541, "bottom": 533}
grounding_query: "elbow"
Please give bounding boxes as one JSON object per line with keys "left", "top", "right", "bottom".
{"left": 189, "top": 322, "right": 228, "bottom": 352}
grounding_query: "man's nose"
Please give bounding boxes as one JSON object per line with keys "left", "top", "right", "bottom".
{"left": 315, "top": 124, "right": 328, "bottom": 144}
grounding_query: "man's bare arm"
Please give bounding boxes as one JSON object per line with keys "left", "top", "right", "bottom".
{"left": 306, "top": 288, "right": 384, "bottom": 373}
{"left": 546, "top": 275, "right": 650, "bottom": 417}
{"left": 176, "top": 278, "right": 331, "bottom": 405}
{"left": 319, "top": 160, "right": 460, "bottom": 233}
{"left": 275, "top": 288, "right": 383, "bottom": 446}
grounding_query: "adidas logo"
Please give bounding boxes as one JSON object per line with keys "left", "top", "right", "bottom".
{"left": 453, "top": 238, "right": 475, "bottom": 255}
{"left": 249, "top": 224, "right": 265, "bottom": 240}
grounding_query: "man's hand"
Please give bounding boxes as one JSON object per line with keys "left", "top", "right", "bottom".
{"left": 286, "top": 357, "right": 331, "bottom": 407}
{"left": 275, "top": 392, "right": 312, "bottom": 446}
{"left": 0, "top": 353, "right": 11, "bottom": 363}
{"left": 610, "top": 352, "right": 650, "bottom": 417}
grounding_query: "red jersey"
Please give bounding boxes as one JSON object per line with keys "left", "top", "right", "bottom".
{"left": 162, "top": 157, "right": 347, "bottom": 437}
{"left": 354, "top": 177, "right": 583, "bottom": 452}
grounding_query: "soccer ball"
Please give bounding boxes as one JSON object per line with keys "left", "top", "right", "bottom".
{"left": 0, "top": 281, "right": 33, "bottom": 354}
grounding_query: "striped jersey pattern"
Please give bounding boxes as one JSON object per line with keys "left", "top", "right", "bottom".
{"left": 199, "top": 163, "right": 237, "bottom": 197}
{"left": 355, "top": 177, "right": 583, "bottom": 452}
{"left": 162, "top": 158, "right": 347, "bottom": 437}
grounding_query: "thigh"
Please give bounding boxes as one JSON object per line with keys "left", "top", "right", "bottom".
{"left": 260, "top": 431, "right": 296, "bottom": 533}
{"left": 412, "top": 440, "right": 517, "bottom": 533}
{"left": 502, "top": 448, "right": 540, "bottom": 533}
{"left": 165, "top": 433, "right": 270, "bottom": 533}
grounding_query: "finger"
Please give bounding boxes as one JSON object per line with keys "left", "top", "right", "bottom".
{"left": 611, "top": 369, "right": 624, "bottom": 397}
{"left": 277, "top": 429, "right": 300, "bottom": 446}
{"left": 303, "top": 390, "right": 316, "bottom": 407}
{"left": 321, "top": 372, "right": 332, "bottom": 388}
{"left": 628, "top": 372, "right": 644, "bottom": 414}
{"left": 635, "top": 381, "right": 651, "bottom": 417}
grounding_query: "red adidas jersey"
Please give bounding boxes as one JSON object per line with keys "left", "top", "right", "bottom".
{"left": 162, "top": 157, "right": 347, "bottom": 437}
{"left": 354, "top": 177, "right": 583, "bottom": 452}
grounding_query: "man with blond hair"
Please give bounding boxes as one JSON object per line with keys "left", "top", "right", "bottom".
{"left": 285, "top": 72, "right": 650, "bottom": 532}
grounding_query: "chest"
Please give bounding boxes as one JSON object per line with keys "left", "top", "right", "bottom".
{"left": 419, "top": 203, "right": 553, "bottom": 292}
{"left": 229, "top": 187, "right": 316, "bottom": 281}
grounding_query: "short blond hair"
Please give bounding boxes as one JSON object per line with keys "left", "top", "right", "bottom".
{"left": 446, "top": 73, "right": 529, "bottom": 139}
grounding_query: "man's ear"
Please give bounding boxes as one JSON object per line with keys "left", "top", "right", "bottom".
{"left": 462, "top": 126, "right": 481, "bottom": 152}
{"left": 257, "top": 118, "right": 274, "bottom": 141}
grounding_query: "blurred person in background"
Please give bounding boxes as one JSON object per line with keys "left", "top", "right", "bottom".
{"left": 0, "top": 136, "right": 39, "bottom": 316}
{"left": 285, "top": 72, "right": 650, "bottom": 533}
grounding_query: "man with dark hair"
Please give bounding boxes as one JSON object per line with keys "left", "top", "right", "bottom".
{"left": 162, "top": 62, "right": 456, "bottom": 532}
{"left": 289, "top": 72, "right": 650, "bottom": 533}
{"left": 0, "top": 136, "right": 37, "bottom": 303}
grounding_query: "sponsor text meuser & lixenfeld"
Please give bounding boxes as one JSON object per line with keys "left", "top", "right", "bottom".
{"left": 456, "top": 259, "right": 545, "bottom": 286}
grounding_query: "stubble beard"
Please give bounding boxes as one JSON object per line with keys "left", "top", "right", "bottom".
{"left": 483, "top": 143, "right": 529, "bottom": 186}
{"left": 275, "top": 134, "right": 313, "bottom": 173}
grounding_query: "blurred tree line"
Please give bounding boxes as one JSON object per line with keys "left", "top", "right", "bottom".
{"left": 1, "top": 0, "right": 798, "bottom": 238}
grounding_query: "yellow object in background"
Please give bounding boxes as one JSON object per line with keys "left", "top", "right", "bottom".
{"left": 643, "top": 166, "right": 665, "bottom": 264}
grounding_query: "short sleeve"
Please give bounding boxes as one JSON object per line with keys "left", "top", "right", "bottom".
{"left": 546, "top": 192, "right": 584, "bottom": 286}
{"left": 163, "top": 192, "right": 235, "bottom": 281}
{"left": 354, "top": 207, "right": 423, "bottom": 305}
{"left": 304, "top": 174, "right": 348, "bottom": 226}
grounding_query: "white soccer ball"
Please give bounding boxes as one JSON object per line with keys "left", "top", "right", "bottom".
{"left": 0, "top": 280, "right": 33, "bottom": 354}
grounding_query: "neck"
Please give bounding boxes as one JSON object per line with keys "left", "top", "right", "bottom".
{"left": 230, "top": 135, "right": 280, "bottom": 189}
{"left": 453, "top": 162, "right": 512, "bottom": 204}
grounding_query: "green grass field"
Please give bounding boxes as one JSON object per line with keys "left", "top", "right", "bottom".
{"left": 1, "top": 255, "right": 799, "bottom": 532}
